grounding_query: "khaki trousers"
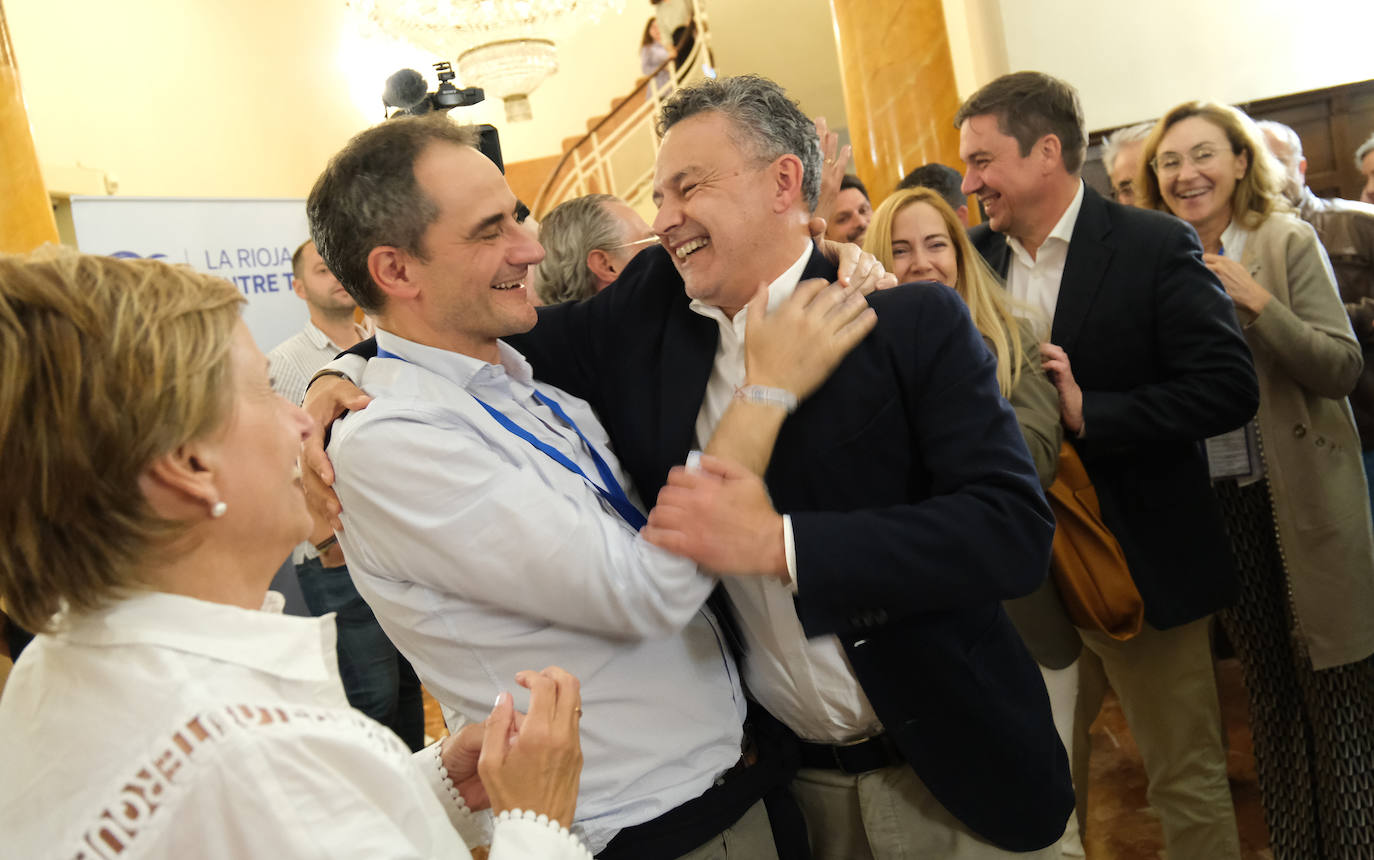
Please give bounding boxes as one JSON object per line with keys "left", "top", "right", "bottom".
{"left": 1078, "top": 617, "right": 1241, "bottom": 860}
{"left": 674, "top": 799, "right": 778, "bottom": 860}
{"left": 792, "top": 764, "right": 1061, "bottom": 860}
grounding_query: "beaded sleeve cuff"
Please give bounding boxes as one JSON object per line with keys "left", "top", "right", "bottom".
{"left": 493, "top": 810, "right": 593, "bottom": 859}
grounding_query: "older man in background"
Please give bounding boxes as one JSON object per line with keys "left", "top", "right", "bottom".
{"left": 1100, "top": 121, "right": 1154, "bottom": 207}
{"left": 535, "top": 193, "right": 657, "bottom": 304}
{"left": 1358, "top": 132, "right": 1374, "bottom": 204}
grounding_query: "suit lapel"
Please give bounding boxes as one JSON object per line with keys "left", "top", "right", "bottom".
{"left": 656, "top": 276, "right": 718, "bottom": 473}
{"left": 801, "top": 241, "right": 840, "bottom": 282}
{"left": 988, "top": 233, "right": 1012, "bottom": 278}
{"left": 655, "top": 243, "right": 834, "bottom": 473}
{"left": 1051, "top": 188, "right": 1114, "bottom": 353}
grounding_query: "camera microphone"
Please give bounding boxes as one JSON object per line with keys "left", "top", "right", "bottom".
{"left": 383, "top": 68, "right": 431, "bottom": 114}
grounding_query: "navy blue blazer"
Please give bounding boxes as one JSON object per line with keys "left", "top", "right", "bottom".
{"left": 970, "top": 186, "right": 1259, "bottom": 628}
{"left": 511, "top": 244, "right": 1074, "bottom": 851}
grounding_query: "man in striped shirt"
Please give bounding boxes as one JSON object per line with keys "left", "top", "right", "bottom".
{"left": 268, "top": 240, "right": 425, "bottom": 751}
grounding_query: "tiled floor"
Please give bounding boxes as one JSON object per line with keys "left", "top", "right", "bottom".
{"left": 424, "top": 658, "right": 1273, "bottom": 858}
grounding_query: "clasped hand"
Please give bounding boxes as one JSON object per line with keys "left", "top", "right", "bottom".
{"left": 439, "top": 666, "right": 583, "bottom": 829}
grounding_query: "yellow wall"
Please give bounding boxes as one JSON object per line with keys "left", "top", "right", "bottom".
{"left": 5, "top": 0, "right": 650, "bottom": 198}
{"left": 9, "top": 0, "right": 1374, "bottom": 202}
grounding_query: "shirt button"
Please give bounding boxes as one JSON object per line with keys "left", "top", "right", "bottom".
{"left": 1293, "top": 424, "right": 1307, "bottom": 438}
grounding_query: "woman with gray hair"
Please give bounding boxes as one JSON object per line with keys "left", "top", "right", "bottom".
{"left": 0, "top": 252, "right": 590, "bottom": 859}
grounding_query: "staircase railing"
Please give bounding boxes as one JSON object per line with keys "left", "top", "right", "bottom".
{"left": 531, "top": 0, "right": 712, "bottom": 218}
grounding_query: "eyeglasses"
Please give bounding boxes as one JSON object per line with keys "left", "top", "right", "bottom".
{"left": 606, "top": 236, "right": 660, "bottom": 251}
{"left": 1150, "top": 144, "right": 1225, "bottom": 176}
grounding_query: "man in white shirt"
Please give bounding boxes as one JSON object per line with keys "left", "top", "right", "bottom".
{"left": 268, "top": 240, "right": 423, "bottom": 752}
{"left": 961, "top": 71, "right": 1259, "bottom": 860}
{"left": 505, "top": 75, "right": 1070, "bottom": 860}
{"left": 304, "top": 114, "right": 874, "bottom": 858}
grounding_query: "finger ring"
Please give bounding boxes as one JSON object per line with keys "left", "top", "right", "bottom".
{"left": 824, "top": 159, "right": 835, "bottom": 165}
{"left": 574, "top": 707, "right": 583, "bottom": 718}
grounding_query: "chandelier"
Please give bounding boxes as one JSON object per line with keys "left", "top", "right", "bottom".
{"left": 355, "top": 0, "right": 624, "bottom": 121}
{"left": 457, "top": 39, "right": 557, "bottom": 123}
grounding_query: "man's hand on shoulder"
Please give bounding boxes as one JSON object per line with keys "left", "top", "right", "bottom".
{"left": 301, "top": 374, "right": 373, "bottom": 531}
{"left": 642, "top": 455, "right": 790, "bottom": 583}
{"left": 745, "top": 277, "right": 876, "bottom": 402}
{"left": 811, "top": 237, "right": 899, "bottom": 295}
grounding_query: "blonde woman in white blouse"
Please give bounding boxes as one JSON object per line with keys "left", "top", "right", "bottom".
{"left": 0, "top": 252, "right": 590, "bottom": 860}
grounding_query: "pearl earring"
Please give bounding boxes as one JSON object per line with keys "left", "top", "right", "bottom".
{"left": 210, "top": 501, "right": 228, "bottom": 518}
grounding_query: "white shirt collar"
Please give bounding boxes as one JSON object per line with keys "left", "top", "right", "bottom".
{"left": 374, "top": 328, "right": 535, "bottom": 390}
{"left": 1220, "top": 220, "right": 1250, "bottom": 261}
{"left": 688, "top": 243, "right": 814, "bottom": 323}
{"left": 1006, "top": 180, "right": 1086, "bottom": 265}
{"left": 55, "top": 591, "right": 337, "bottom": 683}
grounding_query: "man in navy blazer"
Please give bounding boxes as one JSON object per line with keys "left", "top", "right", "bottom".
{"left": 512, "top": 75, "right": 1071, "bottom": 858}
{"left": 958, "top": 72, "right": 1259, "bottom": 860}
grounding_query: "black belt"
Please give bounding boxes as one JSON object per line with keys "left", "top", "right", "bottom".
{"left": 595, "top": 756, "right": 764, "bottom": 860}
{"left": 797, "top": 733, "right": 903, "bottom": 775}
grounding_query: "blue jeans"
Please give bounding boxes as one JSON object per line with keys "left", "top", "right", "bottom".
{"left": 296, "top": 558, "right": 425, "bottom": 751}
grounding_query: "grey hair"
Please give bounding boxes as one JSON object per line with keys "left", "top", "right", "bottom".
{"left": 535, "top": 194, "right": 622, "bottom": 304}
{"left": 1101, "top": 121, "right": 1155, "bottom": 177}
{"left": 1356, "top": 132, "right": 1374, "bottom": 170}
{"left": 657, "top": 74, "right": 822, "bottom": 210}
{"left": 1256, "top": 120, "right": 1304, "bottom": 168}
{"left": 307, "top": 115, "right": 480, "bottom": 313}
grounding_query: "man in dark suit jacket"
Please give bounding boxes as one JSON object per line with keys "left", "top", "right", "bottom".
{"left": 956, "top": 72, "right": 1259, "bottom": 860}
{"left": 511, "top": 75, "right": 1072, "bottom": 859}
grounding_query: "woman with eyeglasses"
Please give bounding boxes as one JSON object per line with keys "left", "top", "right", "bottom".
{"left": 0, "top": 252, "right": 590, "bottom": 859}
{"left": 1137, "top": 101, "right": 1374, "bottom": 859}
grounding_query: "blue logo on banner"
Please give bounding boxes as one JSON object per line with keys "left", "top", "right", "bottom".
{"left": 109, "top": 251, "right": 169, "bottom": 260}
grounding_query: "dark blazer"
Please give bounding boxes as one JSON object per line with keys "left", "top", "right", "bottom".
{"left": 510, "top": 245, "right": 1074, "bottom": 852}
{"left": 969, "top": 186, "right": 1260, "bottom": 629}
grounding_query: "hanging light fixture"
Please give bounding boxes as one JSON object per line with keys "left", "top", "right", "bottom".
{"left": 457, "top": 38, "right": 557, "bottom": 123}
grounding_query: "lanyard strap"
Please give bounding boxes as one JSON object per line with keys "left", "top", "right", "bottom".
{"left": 377, "top": 346, "right": 647, "bottom": 530}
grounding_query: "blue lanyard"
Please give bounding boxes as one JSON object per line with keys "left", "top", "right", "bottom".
{"left": 377, "top": 346, "right": 647, "bottom": 530}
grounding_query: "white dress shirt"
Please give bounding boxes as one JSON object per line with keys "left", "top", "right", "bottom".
{"left": 1006, "top": 180, "right": 1086, "bottom": 339}
{"left": 688, "top": 243, "right": 883, "bottom": 743}
{"left": 329, "top": 330, "right": 745, "bottom": 854}
{"left": 0, "top": 592, "right": 590, "bottom": 859}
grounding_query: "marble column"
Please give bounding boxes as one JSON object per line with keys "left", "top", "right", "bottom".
{"left": 828, "top": 0, "right": 964, "bottom": 206}
{"left": 1, "top": 1, "right": 58, "bottom": 253}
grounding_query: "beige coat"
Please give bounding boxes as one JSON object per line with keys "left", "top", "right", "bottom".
{"left": 1000, "top": 323, "right": 1081, "bottom": 670}
{"left": 1238, "top": 212, "right": 1374, "bottom": 669}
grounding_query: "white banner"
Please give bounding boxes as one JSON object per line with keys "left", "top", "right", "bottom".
{"left": 71, "top": 197, "right": 312, "bottom": 353}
